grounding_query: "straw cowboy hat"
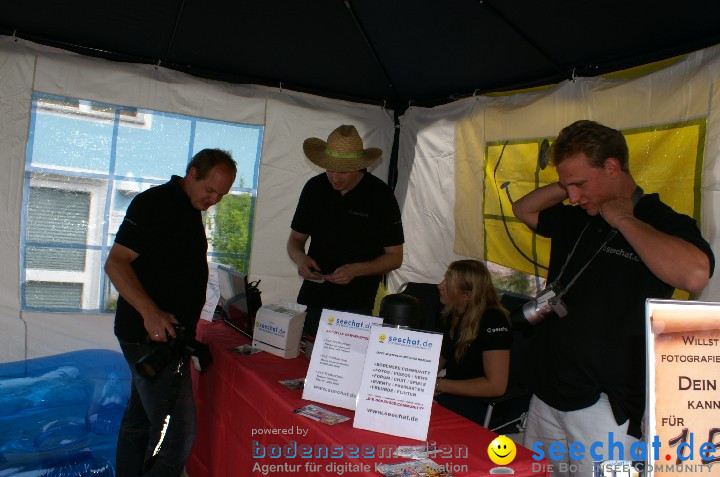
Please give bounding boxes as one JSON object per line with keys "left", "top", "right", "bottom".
{"left": 303, "top": 125, "right": 382, "bottom": 172}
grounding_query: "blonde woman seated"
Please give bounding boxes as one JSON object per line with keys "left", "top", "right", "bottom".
{"left": 434, "top": 259, "right": 511, "bottom": 425}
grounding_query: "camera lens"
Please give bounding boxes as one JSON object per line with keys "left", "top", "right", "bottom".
{"left": 136, "top": 360, "right": 159, "bottom": 379}
{"left": 135, "top": 343, "right": 178, "bottom": 379}
{"left": 522, "top": 299, "right": 546, "bottom": 325}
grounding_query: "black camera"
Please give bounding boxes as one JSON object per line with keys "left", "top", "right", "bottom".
{"left": 520, "top": 282, "right": 568, "bottom": 325}
{"left": 135, "top": 324, "right": 212, "bottom": 379}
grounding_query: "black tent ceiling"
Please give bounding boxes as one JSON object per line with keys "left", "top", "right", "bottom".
{"left": 3, "top": 0, "right": 720, "bottom": 110}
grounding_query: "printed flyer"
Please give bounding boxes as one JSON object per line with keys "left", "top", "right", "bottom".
{"left": 647, "top": 299, "right": 720, "bottom": 476}
{"left": 199, "top": 263, "right": 220, "bottom": 321}
{"left": 302, "top": 310, "right": 383, "bottom": 410}
{"left": 353, "top": 325, "right": 442, "bottom": 441}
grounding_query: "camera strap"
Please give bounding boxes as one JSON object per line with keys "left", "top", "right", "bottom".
{"left": 558, "top": 228, "right": 617, "bottom": 299}
{"left": 631, "top": 185, "right": 644, "bottom": 206}
{"left": 554, "top": 185, "right": 644, "bottom": 299}
{"left": 554, "top": 224, "right": 618, "bottom": 300}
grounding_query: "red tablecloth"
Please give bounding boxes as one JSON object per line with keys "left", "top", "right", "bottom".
{"left": 187, "top": 320, "right": 547, "bottom": 476}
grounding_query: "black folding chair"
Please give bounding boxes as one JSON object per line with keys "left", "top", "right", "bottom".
{"left": 397, "top": 282, "right": 443, "bottom": 332}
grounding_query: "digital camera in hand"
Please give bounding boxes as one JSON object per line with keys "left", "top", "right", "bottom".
{"left": 135, "top": 324, "right": 212, "bottom": 379}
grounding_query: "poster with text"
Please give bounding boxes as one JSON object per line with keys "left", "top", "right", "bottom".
{"left": 302, "top": 310, "right": 383, "bottom": 410}
{"left": 647, "top": 299, "right": 720, "bottom": 475}
{"left": 353, "top": 325, "right": 442, "bottom": 441}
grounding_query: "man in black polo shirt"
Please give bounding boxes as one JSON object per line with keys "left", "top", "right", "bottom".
{"left": 105, "top": 149, "right": 236, "bottom": 477}
{"left": 513, "top": 120, "right": 714, "bottom": 476}
{"left": 287, "top": 125, "right": 404, "bottom": 335}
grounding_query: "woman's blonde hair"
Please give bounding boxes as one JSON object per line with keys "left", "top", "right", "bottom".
{"left": 441, "top": 259, "right": 508, "bottom": 363}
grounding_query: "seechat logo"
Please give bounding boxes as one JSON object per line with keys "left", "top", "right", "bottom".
{"left": 256, "top": 322, "right": 285, "bottom": 337}
{"left": 378, "top": 334, "right": 387, "bottom": 343}
{"left": 327, "top": 316, "right": 335, "bottom": 325}
{"left": 385, "top": 333, "right": 433, "bottom": 350}
{"left": 335, "top": 318, "right": 373, "bottom": 330}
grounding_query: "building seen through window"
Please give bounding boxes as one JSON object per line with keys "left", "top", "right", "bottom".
{"left": 22, "top": 93, "right": 263, "bottom": 312}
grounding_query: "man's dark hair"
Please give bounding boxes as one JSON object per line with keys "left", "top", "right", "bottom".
{"left": 551, "top": 120, "right": 629, "bottom": 172}
{"left": 186, "top": 149, "right": 237, "bottom": 181}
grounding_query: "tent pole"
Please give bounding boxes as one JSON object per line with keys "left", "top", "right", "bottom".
{"left": 163, "top": 0, "right": 187, "bottom": 64}
{"left": 481, "top": 1, "right": 564, "bottom": 76}
{"left": 343, "top": 0, "right": 400, "bottom": 105}
{"left": 387, "top": 109, "right": 401, "bottom": 191}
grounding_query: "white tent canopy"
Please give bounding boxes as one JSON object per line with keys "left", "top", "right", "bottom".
{"left": 1, "top": 37, "right": 719, "bottom": 362}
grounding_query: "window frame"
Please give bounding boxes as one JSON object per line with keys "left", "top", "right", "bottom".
{"left": 21, "top": 92, "right": 263, "bottom": 313}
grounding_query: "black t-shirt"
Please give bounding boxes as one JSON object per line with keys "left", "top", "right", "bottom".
{"left": 113, "top": 176, "right": 209, "bottom": 342}
{"left": 291, "top": 172, "right": 404, "bottom": 311}
{"left": 528, "top": 193, "right": 714, "bottom": 437}
{"left": 441, "top": 307, "right": 512, "bottom": 380}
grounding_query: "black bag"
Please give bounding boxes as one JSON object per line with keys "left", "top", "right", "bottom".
{"left": 247, "top": 279, "right": 262, "bottom": 318}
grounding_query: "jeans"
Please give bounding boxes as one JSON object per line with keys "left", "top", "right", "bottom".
{"left": 523, "top": 394, "right": 639, "bottom": 477}
{"left": 116, "top": 340, "right": 196, "bottom": 477}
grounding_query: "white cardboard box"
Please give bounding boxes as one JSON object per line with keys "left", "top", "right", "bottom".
{"left": 252, "top": 303, "right": 306, "bottom": 359}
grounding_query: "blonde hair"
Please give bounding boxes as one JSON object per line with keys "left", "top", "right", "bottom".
{"left": 441, "top": 260, "right": 508, "bottom": 363}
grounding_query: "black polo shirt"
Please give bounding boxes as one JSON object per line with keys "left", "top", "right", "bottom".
{"left": 113, "top": 176, "right": 209, "bottom": 342}
{"left": 291, "top": 172, "right": 404, "bottom": 311}
{"left": 441, "top": 307, "right": 512, "bottom": 380}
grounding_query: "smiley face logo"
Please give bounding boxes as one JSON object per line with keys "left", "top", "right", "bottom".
{"left": 378, "top": 334, "right": 386, "bottom": 342}
{"left": 328, "top": 316, "right": 335, "bottom": 324}
{"left": 488, "top": 435, "right": 516, "bottom": 466}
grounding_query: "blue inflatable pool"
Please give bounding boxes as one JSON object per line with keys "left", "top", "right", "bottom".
{"left": 0, "top": 349, "right": 131, "bottom": 476}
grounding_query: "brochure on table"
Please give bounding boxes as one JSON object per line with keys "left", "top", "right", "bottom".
{"left": 646, "top": 299, "right": 720, "bottom": 476}
{"left": 302, "top": 310, "right": 384, "bottom": 410}
{"left": 200, "top": 262, "right": 220, "bottom": 321}
{"left": 353, "top": 325, "right": 442, "bottom": 441}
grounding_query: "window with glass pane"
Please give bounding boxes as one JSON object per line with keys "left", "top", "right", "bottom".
{"left": 22, "top": 93, "right": 263, "bottom": 312}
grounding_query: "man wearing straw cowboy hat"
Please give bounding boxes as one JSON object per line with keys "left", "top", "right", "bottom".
{"left": 288, "top": 125, "right": 404, "bottom": 335}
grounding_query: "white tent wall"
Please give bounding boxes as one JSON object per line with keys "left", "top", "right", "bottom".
{"left": 0, "top": 37, "right": 394, "bottom": 362}
{"left": 389, "top": 104, "right": 472, "bottom": 290}
{"left": 0, "top": 41, "right": 34, "bottom": 361}
{"left": 390, "top": 44, "right": 720, "bottom": 301}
